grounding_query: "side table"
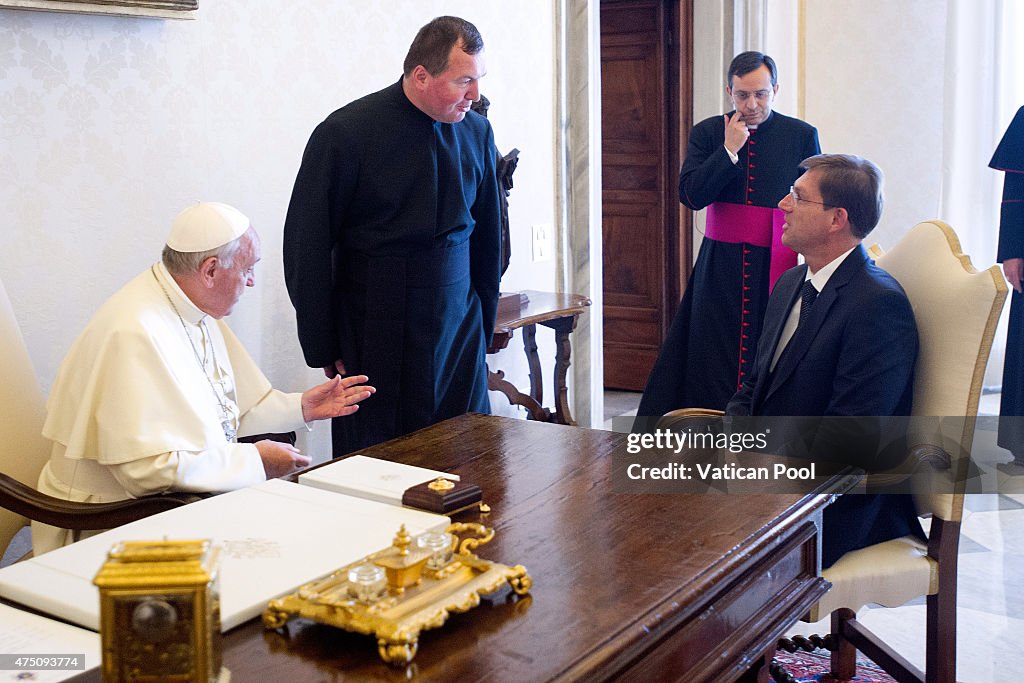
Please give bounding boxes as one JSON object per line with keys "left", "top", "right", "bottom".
{"left": 487, "top": 290, "right": 591, "bottom": 425}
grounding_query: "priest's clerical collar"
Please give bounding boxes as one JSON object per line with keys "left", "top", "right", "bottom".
{"left": 742, "top": 110, "right": 776, "bottom": 132}
{"left": 153, "top": 261, "right": 206, "bottom": 325}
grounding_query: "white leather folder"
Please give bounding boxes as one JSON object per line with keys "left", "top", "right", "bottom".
{"left": 299, "top": 454, "right": 459, "bottom": 505}
{"left": 0, "top": 603, "right": 100, "bottom": 682}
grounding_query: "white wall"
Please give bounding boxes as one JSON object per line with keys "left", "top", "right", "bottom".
{"left": 703, "top": 0, "right": 950, "bottom": 256}
{"left": 0, "top": 1, "right": 558, "bottom": 459}
{"left": 4, "top": 0, "right": 993, "bottom": 452}
{"left": 709, "top": 1, "right": 1008, "bottom": 387}
{"left": 800, "top": 0, "right": 947, "bottom": 253}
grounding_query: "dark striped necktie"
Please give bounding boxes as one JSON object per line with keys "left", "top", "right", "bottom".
{"left": 798, "top": 280, "right": 818, "bottom": 328}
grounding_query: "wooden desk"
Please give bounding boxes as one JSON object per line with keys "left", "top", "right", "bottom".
{"left": 66, "top": 415, "right": 854, "bottom": 683}
{"left": 487, "top": 290, "right": 591, "bottom": 425}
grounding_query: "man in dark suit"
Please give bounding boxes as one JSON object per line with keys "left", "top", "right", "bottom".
{"left": 725, "top": 154, "right": 924, "bottom": 568}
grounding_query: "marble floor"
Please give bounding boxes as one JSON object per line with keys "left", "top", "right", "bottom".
{"left": 605, "top": 389, "right": 1023, "bottom": 682}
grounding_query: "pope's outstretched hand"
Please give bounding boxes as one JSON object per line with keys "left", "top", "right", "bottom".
{"left": 301, "top": 374, "right": 375, "bottom": 422}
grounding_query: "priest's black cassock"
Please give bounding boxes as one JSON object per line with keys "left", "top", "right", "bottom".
{"left": 637, "top": 110, "right": 820, "bottom": 420}
{"left": 284, "top": 79, "right": 501, "bottom": 456}
{"left": 992, "top": 106, "right": 1024, "bottom": 462}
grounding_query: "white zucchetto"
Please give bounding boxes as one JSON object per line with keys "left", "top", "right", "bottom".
{"left": 165, "top": 202, "right": 250, "bottom": 253}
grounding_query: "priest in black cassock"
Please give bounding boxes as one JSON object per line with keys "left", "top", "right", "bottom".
{"left": 283, "top": 16, "right": 501, "bottom": 456}
{"left": 992, "top": 106, "right": 1024, "bottom": 471}
{"left": 637, "top": 52, "right": 820, "bottom": 421}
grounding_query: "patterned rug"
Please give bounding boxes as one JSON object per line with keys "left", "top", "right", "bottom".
{"left": 773, "top": 649, "right": 897, "bottom": 682}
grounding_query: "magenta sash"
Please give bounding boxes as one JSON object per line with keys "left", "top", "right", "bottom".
{"left": 705, "top": 202, "right": 796, "bottom": 290}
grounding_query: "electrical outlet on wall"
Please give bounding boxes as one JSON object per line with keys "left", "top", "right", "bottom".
{"left": 532, "top": 223, "right": 552, "bottom": 262}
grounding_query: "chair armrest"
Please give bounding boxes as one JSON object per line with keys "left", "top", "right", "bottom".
{"left": 655, "top": 408, "right": 725, "bottom": 432}
{"left": 238, "top": 431, "right": 297, "bottom": 446}
{"left": 866, "top": 443, "right": 951, "bottom": 489}
{"left": 662, "top": 408, "right": 726, "bottom": 419}
{"left": 0, "top": 473, "right": 204, "bottom": 531}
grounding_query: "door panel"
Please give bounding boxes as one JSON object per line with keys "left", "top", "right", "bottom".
{"left": 601, "top": 0, "right": 690, "bottom": 390}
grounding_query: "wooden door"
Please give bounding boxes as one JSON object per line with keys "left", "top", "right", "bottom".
{"left": 601, "top": 0, "right": 691, "bottom": 390}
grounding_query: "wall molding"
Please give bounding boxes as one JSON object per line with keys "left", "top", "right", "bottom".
{"left": 0, "top": 0, "right": 196, "bottom": 19}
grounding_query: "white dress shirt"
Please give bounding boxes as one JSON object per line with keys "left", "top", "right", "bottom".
{"left": 770, "top": 246, "right": 857, "bottom": 371}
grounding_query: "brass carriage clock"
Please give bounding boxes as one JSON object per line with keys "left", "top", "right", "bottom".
{"left": 93, "top": 539, "right": 224, "bottom": 682}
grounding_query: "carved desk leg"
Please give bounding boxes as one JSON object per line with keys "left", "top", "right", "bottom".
{"left": 541, "top": 314, "right": 580, "bottom": 426}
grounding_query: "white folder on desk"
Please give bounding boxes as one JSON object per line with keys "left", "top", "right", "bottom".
{"left": 299, "top": 454, "right": 459, "bottom": 505}
{"left": 0, "top": 603, "right": 100, "bottom": 683}
{"left": 0, "top": 479, "right": 449, "bottom": 632}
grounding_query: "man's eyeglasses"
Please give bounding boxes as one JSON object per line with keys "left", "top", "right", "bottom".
{"left": 732, "top": 89, "right": 772, "bottom": 102}
{"left": 788, "top": 186, "right": 836, "bottom": 208}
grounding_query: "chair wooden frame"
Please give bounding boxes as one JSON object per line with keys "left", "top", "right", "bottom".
{"left": 821, "top": 445, "right": 963, "bottom": 683}
{"left": 0, "top": 473, "right": 201, "bottom": 532}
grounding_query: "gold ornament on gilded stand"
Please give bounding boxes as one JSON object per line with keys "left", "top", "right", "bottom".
{"left": 262, "top": 523, "right": 532, "bottom": 665}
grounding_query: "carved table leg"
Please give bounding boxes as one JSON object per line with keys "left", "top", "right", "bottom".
{"left": 541, "top": 315, "right": 579, "bottom": 426}
{"left": 522, "top": 324, "right": 543, "bottom": 407}
{"left": 488, "top": 312, "right": 582, "bottom": 425}
{"left": 487, "top": 368, "right": 550, "bottom": 422}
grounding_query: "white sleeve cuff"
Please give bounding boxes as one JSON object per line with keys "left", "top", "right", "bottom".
{"left": 238, "top": 390, "right": 309, "bottom": 436}
{"left": 724, "top": 145, "right": 739, "bottom": 164}
{"left": 108, "top": 443, "right": 266, "bottom": 496}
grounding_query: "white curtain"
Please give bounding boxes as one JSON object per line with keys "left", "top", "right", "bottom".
{"left": 939, "top": 0, "right": 1024, "bottom": 387}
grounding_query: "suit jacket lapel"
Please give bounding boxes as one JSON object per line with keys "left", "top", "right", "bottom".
{"left": 762, "top": 246, "right": 870, "bottom": 403}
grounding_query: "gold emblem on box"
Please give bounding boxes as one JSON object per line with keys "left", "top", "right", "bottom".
{"left": 262, "top": 523, "right": 532, "bottom": 665}
{"left": 426, "top": 476, "right": 456, "bottom": 492}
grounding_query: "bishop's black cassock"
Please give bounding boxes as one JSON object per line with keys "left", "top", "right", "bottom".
{"left": 284, "top": 79, "right": 501, "bottom": 456}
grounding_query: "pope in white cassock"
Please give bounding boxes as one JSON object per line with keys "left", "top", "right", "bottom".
{"left": 33, "top": 202, "right": 375, "bottom": 554}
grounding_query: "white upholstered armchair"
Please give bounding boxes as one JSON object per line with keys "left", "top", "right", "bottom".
{"left": 779, "top": 220, "right": 1007, "bottom": 683}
